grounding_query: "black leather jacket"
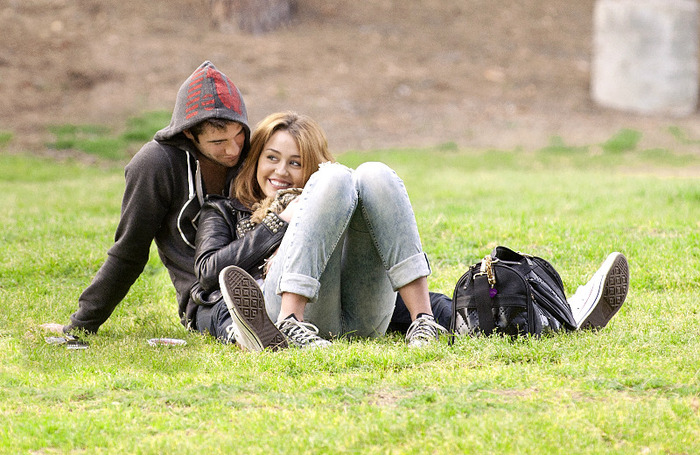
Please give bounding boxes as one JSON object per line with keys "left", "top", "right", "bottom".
{"left": 189, "top": 195, "right": 288, "bottom": 322}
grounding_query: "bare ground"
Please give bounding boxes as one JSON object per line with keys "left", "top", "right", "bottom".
{"left": 2, "top": 0, "right": 700, "bottom": 156}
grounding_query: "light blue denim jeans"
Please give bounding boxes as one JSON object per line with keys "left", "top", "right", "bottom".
{"left": 262, "top": 162, "right": 431, "bottom": 339}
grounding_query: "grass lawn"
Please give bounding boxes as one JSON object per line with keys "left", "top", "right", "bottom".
{"left": 1, "top": 134, "right": 699, "bottom": 454}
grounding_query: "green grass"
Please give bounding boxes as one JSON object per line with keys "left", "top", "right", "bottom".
{"left": 1, "top": 138, "right": 699, "bottom": 454}
{"left": 0, "top": 131, "right": 12, "bottom": 148}
{"left": 600, "top": 128, "right": 642, "bottom": 154}
{"left": 46, "top": 111, "right": 171, "bottom": 160}
{"left": 668, "top": 125, "right": 700, "bottom": 145}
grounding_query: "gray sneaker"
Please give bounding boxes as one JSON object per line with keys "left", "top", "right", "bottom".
{"left": 568, "top": 252, "right": 629, "bottom": 329}
{"left": 405, "top": 314, "right": 447, "bottom": 347}
{"left": 219, "top": 265, "right": 288, "bottom": 352}
{"left": 275, "top": 315, "right": 332, "bottom": 349}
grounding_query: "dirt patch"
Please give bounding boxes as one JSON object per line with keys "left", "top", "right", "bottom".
{"left": 2, "top": 0, "right": 700, "bottom": 155}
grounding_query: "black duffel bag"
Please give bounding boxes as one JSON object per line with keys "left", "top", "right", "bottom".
{"left": 451, "top": 246, "right": 577, "bottom": 337}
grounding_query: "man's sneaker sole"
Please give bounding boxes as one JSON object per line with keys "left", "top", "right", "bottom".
{"left": 219, "top": 266, "right": 287, "bottom": 352}
{"left": 579, "top": 253, "right": 629, "bottom": 329}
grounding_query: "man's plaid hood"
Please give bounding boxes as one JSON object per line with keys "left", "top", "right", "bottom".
{"left": 154, "top": 61, "right": 250, "bottom": 158}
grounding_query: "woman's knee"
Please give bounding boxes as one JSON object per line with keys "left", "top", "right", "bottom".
{"left": 354, "top": 162, "right": 401, "bottom": 195}
{"left": 310, "top": 162, "right": 353, "bottom": 193}
{"left": 355, "top": 162, "right": 393, "bottom": 180}
{"left": 300, "top": 162, "right": 357, "bottom": 216}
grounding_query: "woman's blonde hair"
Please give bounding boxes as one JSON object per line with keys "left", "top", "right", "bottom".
{"left": 234, "top": 111, "right": 335, "bottom": 209}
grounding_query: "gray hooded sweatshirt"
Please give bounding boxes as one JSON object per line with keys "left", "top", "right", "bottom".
{"left": 65, "top": 61, "right": 250, "bottom": 333}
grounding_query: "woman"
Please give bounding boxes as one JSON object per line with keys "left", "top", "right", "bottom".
{"left": 195, "top": 111, "right": 447, "bottom": 350}
{"left": 192, "top": 111, "right": 332, "bottom": 345}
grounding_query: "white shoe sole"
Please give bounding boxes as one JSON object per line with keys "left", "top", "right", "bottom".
{"left": 578, "top": 253, "right": 629, "bottom": 329}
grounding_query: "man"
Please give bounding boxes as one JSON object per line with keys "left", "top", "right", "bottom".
{"left": 42, "top": 60, "right": 452, "bottom": 344}
{"left": 45, "top": 61, "right": 250, "bottom": 337}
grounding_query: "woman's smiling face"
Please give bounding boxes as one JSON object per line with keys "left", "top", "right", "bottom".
{"left": 256, "top": 129, "right": 305, "bottom": 198}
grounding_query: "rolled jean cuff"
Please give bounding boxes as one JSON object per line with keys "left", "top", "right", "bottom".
{"left": 277, "top": 273, "right": 322, "bottom": 302}
{"left": 388, "top": 252, "right": 431, "bottom": 290}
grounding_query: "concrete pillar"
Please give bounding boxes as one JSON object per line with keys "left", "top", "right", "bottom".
{"left": 591, "top": 0, "right": 699, "bottom": 116}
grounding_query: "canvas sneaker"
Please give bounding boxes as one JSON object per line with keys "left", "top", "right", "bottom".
{"left": 223, "top": 323, "right": 239, "bottom": 345}
{"left": 568, "top": 252, "right": 629, "bottom": 329}
{"left": 219, "top": 265, "right": 288, "bottom": 352}
{"left": 275, "top": 314, "right": 332, "bottom": 349}
{"left": 405, "top": 314, "right": 447, "bottom": 347}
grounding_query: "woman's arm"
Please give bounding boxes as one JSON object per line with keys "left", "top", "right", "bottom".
{"left": 194, "top": 199, "right": 288, "bottom": 291}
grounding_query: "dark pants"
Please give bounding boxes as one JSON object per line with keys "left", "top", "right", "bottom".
{"left": 195, "top": 300, "right": 234, "bottom": 343}
{"left": 389, "top": 292, "right": 453, "bottom": 333}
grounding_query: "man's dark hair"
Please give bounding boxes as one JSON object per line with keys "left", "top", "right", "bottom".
{"left": 188, "top": 118, "right": 238, "bottom": 142}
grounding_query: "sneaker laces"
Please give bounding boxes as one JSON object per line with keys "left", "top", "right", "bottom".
{"left": 276, "top": 316, "right": 331, "bottom": 349}
{"left": 405, "top": 314, "right": 447, "bottom": 347}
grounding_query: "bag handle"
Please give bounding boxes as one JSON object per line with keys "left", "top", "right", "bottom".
{"left": 492, "top": 246, "right": 524, "bottom": 262}
{"left": 474, "top": 254, "right": 497, "bottom": 335}
{"left": 474, "top": 275, "right": 495, "bottom": 335}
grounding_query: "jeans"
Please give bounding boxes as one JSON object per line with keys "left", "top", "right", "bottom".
{"left": 195, "top": 300, "right": 234, "bottom": 342}
{"left": 263, "top": 162, "right": 431, "bottom": 339}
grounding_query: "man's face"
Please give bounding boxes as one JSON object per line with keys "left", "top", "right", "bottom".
{"left": 185, "top": 122, "right": 246, "bottom": 168}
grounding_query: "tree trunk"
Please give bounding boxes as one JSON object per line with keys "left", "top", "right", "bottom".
{"left": 210, "top": 0, "right": 297, "bottom": 35}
